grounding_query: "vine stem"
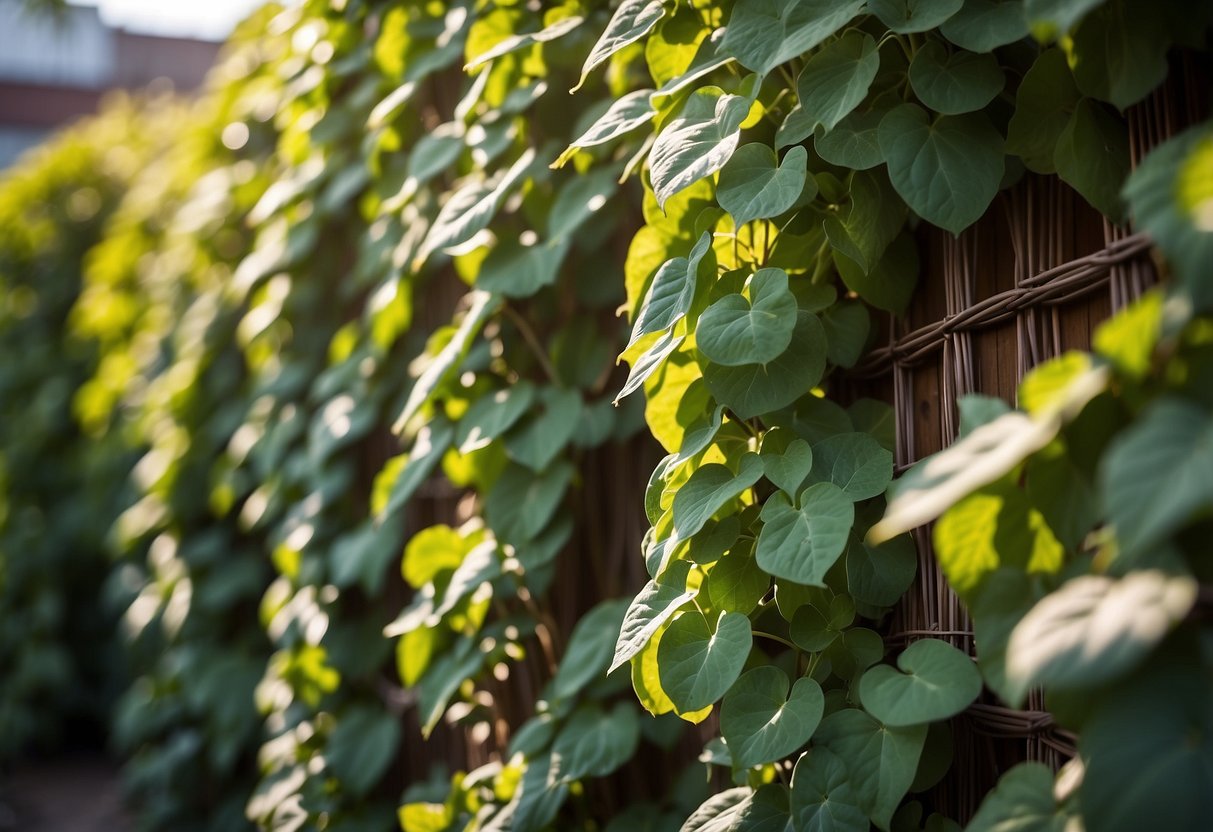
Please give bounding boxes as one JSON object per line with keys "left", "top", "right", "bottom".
{"left": 752, "top": 630, "right": 799, "bottom": 651}
{"left": 502, "top": 302, "right": 561, "bottom": 385}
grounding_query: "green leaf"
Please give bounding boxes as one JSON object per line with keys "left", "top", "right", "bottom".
{"left": 815, "top": 106, "right": 888, "bottom": 170}
{"left": 836, "top": 232, "right": 919, "bottom": 315}
{"left": 378, "top": 420, "right": 455, "bottom": 521}
{"left": 939, "top": 1, "right": 1029, "bottom": 52}
{"left": 511, "top": 753, "right": 569, "bottom": 831}
{"left": 484, "top": 461, "right": 574, "bottom": 546}
{"left": 1006, "top": 571, "right": 1197, "bottom": 694}
{"left": 820, "top": 302, "right": 870, "bottom": 369}
{"left": 464, "top": 14, "right": 584, "bottom": 70}
{"left": 554, "top": 89, "right": 657, "bottom": 167}
{"left": 1006, "top": 49, "right": 1080, "bottom": 174}
{"left": 616, "top": 331, "right": 686, "bottom": 404}
{"left": 401, "top": 525, "right": 467, "bottom": 589}
{"left": 703, "top": 311, "right": 828, "bottom": 419}
{"left": 869, "top": 362, "right": 1107, "bottom": 543}
{"left": 846, "top": 533, "right": 917, "bottom": 608}
{"left": 414, "top": 150, "right": 536, "bottom": 267}
{"left": 931, "top": 486, "right": 1063, "bottom": 601}
{"left": 418, "top": 636, "right": 484, "bottom": 737}
{"left": 777, "top": 105, "right": 817, "bottom": 149}
{"left": 504, "top": 387, "right": 582, "bottom": 471}
{"left": 553, "top": 598, "right": 631, "bottom": 701}
{"left": 869, "top": 0, "right": 963, "bottom": 34}
{"left": 760, "top": 427, "right": 814, "bottom": 497}
{"left": 718, "top": 145, "right": 810, "bottom": 228}
{"left": 1054, "top": 98, "right": 1129, "bottom": 219}
{"left": 706, "top": 546, "right": 770, "bottom": 615}
{"left": 681, "top": 789, "right": 751, "bottom": 830}
{"left": 548, "top": 167, "right": 621, "bottom": 242}
{"left": 326, "top": 705, "right": 402, "bottom": 798}
{"left": 650, "top": 87, "right": 752, "bottom": 208}
{"left": 612, "top": 560, "right": 698, "bottom": 672}
{"left": 1023, "top": 0, "right": 1103, "bottom": 38}
{"left": 756, "top": 483, "right": 854, "bottom": 585}
{"left": 808, "top": 432, "right": 892, "bottom": 501}
{"left": 475, "top": 236, "right": 565, "bottom": 298}
{"left": 824, "top": 168, "right": 906, "bottom": 276}
{"left": 629, "top": 231, "right": 714, "bottom": 350}
{"left": 457, "top": 382, "right": 536, "bottom": 453}
{"left": 1079, "top": 647, "right": 1213, "bottom": 832}
{"left": 393, "top": 291, "right": 499, "bottom": 433}
{"left": 575, "top": 0, "right": 667, "bottom": 92}
{"left": 858, "top": 639, "right": 982, "bottom": 727}
{"left": 813, "top": 708, "right": 927, "bottom": 830}
{"left": 1124, "top": 124, "right": 1213, "bottom": 302}
{"left": 796, "top": 31, "right": 881, "bottom": 133}
{"left": 877, "top": 104, "right": 1004, "bottom": 235}
{"left": 1070, "top": 0, "right": 1172, "bottom": 110}
{"left": 698, "top": 268, "right": 799, "bottom": 366}
{"left": 431, "top": 541, "right": 500, "bottom": 619}
{"left": 790, "top": 749, "right": 868, "bottom": 832}
{"left": 1100, "top": 398, "right": 1213, "bottom": 558}
{"left": 658, "top": 609, "right": 753, "bottom": 713}
{"left": 967, "top": 763, "right": 1069, "bottom": 832}
{"left": 1092, "top": 290, "right": 1164, "bottom": 381}
{"left": 552, "top": 703, "right": 641, "bottom": 781}
{"left": 721, "top": 0, "right": 865, "bottom": 75}
{"left": 908, "top": 41, "right": 1004, "bottom": 115}
{"left": 673, "top": 454, "right": 764, "bottom": 540}
{"left": 721, "top": 667, "right": 825, "bottom": 768}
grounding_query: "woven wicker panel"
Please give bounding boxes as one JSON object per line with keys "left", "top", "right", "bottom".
{"left": 839, "top": 58, "right": 1208, "bottom": 820}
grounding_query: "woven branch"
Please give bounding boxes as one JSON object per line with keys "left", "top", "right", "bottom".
{"left": 849, "top": 232, "right": 1153, "bottom": 378}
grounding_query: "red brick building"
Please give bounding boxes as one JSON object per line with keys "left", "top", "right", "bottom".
{"left": 0, "top": 0, "right": 220, "bottom": 166}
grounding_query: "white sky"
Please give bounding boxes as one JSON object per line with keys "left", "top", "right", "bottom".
{"left": 67, "top": 0, "right": 268, "bottom": 40}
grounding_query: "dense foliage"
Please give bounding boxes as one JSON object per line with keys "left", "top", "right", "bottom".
{"left": 0, "top": 100, "right": 157, "bottom": 758}
{"left": 0, "top": 1, "right": 1211, "bottom": 831}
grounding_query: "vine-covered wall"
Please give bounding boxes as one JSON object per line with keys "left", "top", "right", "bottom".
{"left": 0, "top": 1, "right": 1211, "bottom": 831}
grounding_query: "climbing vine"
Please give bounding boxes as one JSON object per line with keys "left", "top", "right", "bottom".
{"left": 1, "top": 0, "right": 1210, "bottom": 831}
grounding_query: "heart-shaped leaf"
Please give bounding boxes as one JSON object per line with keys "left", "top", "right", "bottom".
{"left": 612, "top": 560, "right": 699, "bottom": 672}
{"left": 808, "top": 432, "right": 892, "bottom": 501}
{"left": 703, "top": 310, "right": 827, "bottom": 419}
{"left": 673, "top": 453, "right": 764, "bottom": 539}
{"left": 796, "top": 31, "right": 881, "bottom": 133}
{"left": 756, "top": 483, "right": 854, "bottom": 585}
{"left": 658, "top": 609, "right": 753, "bottom": 713}
{"left": 574, "top": 0, "right": 666, "bottom": 91}
{"left": 790, "top": 748, "right": 868, "bottom": 832}
{"left": 721, "top": 667, "right": 825, "bottom": 768}
{"left": 551, "top": 703, "right": 641, "bottom": 782}
{"left": 859, "top": 639, "right": 982, "bottom": 727}
{"left": 813, "top": 708, "right": 927, "bottom": 830}
{"left": 846, "top": 533, "right": 917, "bottom": 608}
{"left": 1005, "top": 571, "right": 1197, "bottom": 696}
{"left": 908, "top": 40, "right": 1004, "bottom": 115}
{"left": 1102, "top": 400, "right": 1213, "bottom": 558}
{"left": 967, "top": 762, "right": 1070, "bottom": 832}
{"left": 877, "top": 103, "right": 1004, "bottom": 235}
{"left": 706, "top": 545, "right": 770, "bottom": 615}
{"left": 697, "top": 268, "right": 799, "bottom": 366}
{"left": 939, "top": 0, "right": 1029, "bottom": 52}
{"left": 650, "top": 87, "right": 752, "bottom": 207}
{"left": 721, "top": 0, "right": 865, "bottom": 75}
{"left": 760, "top": 427, "right": 814, "bottom": 497}
{"left": 628, "top": 231, "right": 713, "bottom": 350}
{"left": 718, "top": 144, "right": 809, "bottom": 228}
{"left": 815, "top": 106, "right": 888, "bottom": 170}
{"left": 869, "top": 0, "right": 964, "bottom": 33}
